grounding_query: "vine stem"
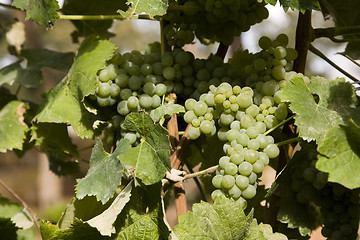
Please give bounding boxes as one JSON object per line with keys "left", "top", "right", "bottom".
{"left": 309, "top": 45, "right": 359, "bottom": 83}
{"left": 0, "top": 178, "right": 40, "bottom": 233}
{"left": 275, "top": 137, "right": 302, "bottom": 147}
{"left": 183, "top": 165, "right": 219, "bottom": 180}
{"left": 345, "top": 55, "right": 360, "bottom": 68}
{"left": 263, "top": 115, "right": 294, "bottom": 136}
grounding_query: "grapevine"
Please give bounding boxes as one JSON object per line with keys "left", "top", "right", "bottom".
{"left": 0, "top": 0, "right": 360, "bottom": 240}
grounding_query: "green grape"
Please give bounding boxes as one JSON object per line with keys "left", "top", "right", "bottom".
{"left": 256, "top": 134, "right": 269, "bottom": 149}
{"left": 264, "top": 115, "right": 278, "bottom": 129}
{"left": 222, "top": 175, "right": 236, "bottom": 189}
{"left": 215, "top": 94, "right": 226, "bottom": 104}
{"left": 115, "top": 74, "right": 129, "bottom": 87}
{"left": 188, "top": 126, "right": 201, "bottom": 140}
{"left": 230, "top": 152, "right": 244, "bottom": 165}
{"left": 237, "top": 133, "right": 250, "bottom": 146}
{"left": 127, "top": 96, "right": 139, "bottom": 108}
{"left": 211, "top": 189, "right": 225, "bottom": 201}
{"left": 117, "top": 100, "right": 130, "bottom": 115}
{"left": 163, "top": 67, "right": 176, "bottom": 80}
{"left": 152, "top": 95, "right": 161, "bottom": 108}
{"left": 242, "top": 185, "right": 257, "bottom": 199}
{"left": 204, "top": 112, "right": 213, "bottom": 121}
{"left": 225, "top": 162, "right": 238, "bottom": 175}
{"left": 258, "top": 36, "right": 272, "bottom": 50}
{"left": 220, "top": 113, "right": 235, "bottom": 125}
{"left": 97, "top": 97, "right": 110, "bottom": 107}
{"left": 274, "top": 103, "right": 288, "bottom": 120}
{"left": 141, "top": 63, "right": 152, "bottom": 75}
{"left": 185, "top": 98, "right": 196, "bottom": 110}
{"left": 120, "top": 88, "right": 132, "bottom": 100}
{"left": 125, "top": 62, "right": 141, "bottom": 76}
{"left": 248, "top": 139, "right": 260, "bottom": 151}
{"left": 161, "top": 52, "right": 174, "bottom": 67}
{"left": 124, "top": 132, "right": 137, "bottom": 145}
{"left": 246, "top": 126, "right": 259, "bottom": 139}
{"left": 230, "top": 120, "right": 241, "bottom": 131}
{"left": 285, "top": 48, "right": 298, "bottom": 61}
{"left": 248, "top": 172, "right": 257, "bottom": 184}
{"left": 194, "top": 101, "right": 208, "bottom": 116}
{"left": 128, "top": 76, "right": 142, "bottom": 90}
{"left": 200, "top": 120, "right": 214, "bottom": 134}
{"left": 217, "top": 127, "right": 229, "bottom": 141}
{"left": 197, "top": 68, "right": 211, "bottom": 81}
{"left": 276, "top": 33, "right": 289, "bottom": 46}
{"left": 244, "top": 149, "right": 258, "bottom": 164}
{"left": 272, "top": 65, "right": 286, "bottom": 80}
{"left": 219, "top": 156, "right": 231, "bottom": 169}
{"left": 223, "top": 100, "right": 231, "bottom": 109}
{"left": 239, "top": 162, "right": 253, "bottom": 176}
{"left": 143, "top": 82, "right": 156, "bottom": 96}
{"left": 229, "top": 185, "right": 242, "bottom": 199}
{"left": 236, "top": 93, "right": 253, "bottom": 108}
{"left": 252, "top": 160, "right": 265, "bottom": 173}
{"left": 175, "top": 51, "right": 191, "bottom": 66}
{"left": 236, "top": 175, "right": 249, "bottom": 190}
{"left": 110, "top": 84, "right": 121, "bottom": 97}
{"left": 184, "top": 110, "right": 197, "bottom": 123}
{"left": 240, "top": 114, "right": 256, "bottom": 129}
{"left": 226, "top": 129, "right": 240, "bottom": 142}
{"left": 264, "top": 144, "right": 280, "bottom": 158}
{"left": 212, "top": 175, "right": 223, "bottom": 188}
{"left": 262, "top": 80, "right": 279, "bottom": 96}
{"left": 155, "top": 83, "right": 167, "bottom": 96}
{"left": 139, "top": 94, "right": 153, "bottom": 109}
{"left": 192, "top": 118, "right": 201, "bottom": 128}
{"left": 274, "top": 46, "right": 287, "bottom": 59}
{"left": 97, "top": 82, "right": 111, "bottom": 97}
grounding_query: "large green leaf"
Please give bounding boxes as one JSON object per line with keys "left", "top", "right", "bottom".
{"left": 87, "top": 181, "right": 133, "bottom": 236}
{"left": 317, "top": 120, "right": 360, "bottom": 189}
{"left": 0, "top": 101, "right": 29, "bottom": 152}
{"left": 281, "top": 76, "right": 359, "bottom": 143}
{"left": 119, "top": 0, "right": 168, "bottom": 18}
{"left": 119, "top": 112, "right": 171, "bottom": 185}
{"left": 114, "top": 183, "right": 169, "bottom": 239}
{"left": 261, "top": 0, "right": 320, "bottom": 12}
{"left": 76, "top": 139, "right": 130, "bottom": 204}
{"left": 320, "top": 0, "right": 360, "bottom": 59}
{"left": 33, "top": 36, "right": 116, "bottom": 138}
{"left": 0, "top": 218, "right": 18, "bottom": 240}
{"left": 61, "top": 0, "right": 127, "bottom": 39}
{"left": 31, "top": 123, "right": 79, "bottom": 176}
{"left": 174, "top": 196, "right": 287, "bottom": 240}
{"left": 12, "top": 0, "right": 60, "bottom": 27}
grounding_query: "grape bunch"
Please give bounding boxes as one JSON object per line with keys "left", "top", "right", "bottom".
{"left": 164, "top": 0, "right": 269, "bottom": 47}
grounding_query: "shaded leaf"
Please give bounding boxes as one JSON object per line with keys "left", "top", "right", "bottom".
{"left": 0, "top": 101, "right": 29, "bottom": 152}
{"left": 0, "top": 218, "right": 18, "bottom": 240}
{"left": 0, "top": 61, "right": 42, "bottom": 88}
{"left": 260, "top": 0, "right": 320, "bottom": 12}
{"left": 12, "top": 0, "right": 60, "bottom": 27}
{"left": 317, "top": 120, "right": 360, "bottom": 189}
{"left": 33, "top": 36, "right": 116, "bottom": 138}
{"left": 151, "top": 104, "right": 185, "bottom": 122}
{"left": 119, "top": 112, "right": 171, "bottom": 185}
{"left": 281, "top": 76, "right": 359, "bottom": 144}
{"left": 87, "top": 181, "right": 133, "bottom": 236}
{"left": 76, "top": 139, "right": 130, "bottom": 204}
{"left": 114, "top": 183, "right": 169, "bottom": 239}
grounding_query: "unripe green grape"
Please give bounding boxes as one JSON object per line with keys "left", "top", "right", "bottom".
{"left": 252, "top": 160, "right": 265, "bottom": 174}
{"left": 230, "top": 120, "right": 241, "bottom": 131}
{"left": 256, "top": 134, "right": 269, "bottom": 149}
{"left": 230, "top": 152, "right": 244, "bottom": 164}
{"left": 237, "top": 133, "right": 250, "bottom": 146}
{"left": 211, "top": 189, "right": 225, "bottom": 201}
{"left": 220, "top": 113, "right": 235, "bottom": 126}
{"left": 244, "top": 149, "right": 259, "bottom": 164}
{"left": 188, "top": 126, "right": 201, "bottom": 140}
{"left": 222, "top": 175, "right": 236, "bottom": 189}
{"left": 97, "top": 82, "right": 111, "bottom": 97}
{"left": 117, "top": 100, "right": 130, "bottom": 115}
{"left": 155, "top": 83, "right": 167, "bottom": 96}
{"left": 285, "top": 48, "right": 298, "bottom": 61}
{"left": 248, "top": 139, "right": 260, "bottom": 151}
{"left": 99, "top": 68, "right": 111, "bottom": 82}
{"left": 254, "top": 58, "right": 266, "bottom": 71}
{"left": 242, "top": 185, "right": 257, "bottom": 199}
{"left": 120, "top": 88, "right": 132, "bottom": 100}
{"left": 229, "top": 185, "right": 242, "bottom": 199}
{"left": 204, "top": 93, "right": 215, "bottom": 106}
{"left": 138, "top": 94, "right": 152, "bottom": 109}
{"left": 239, "top": 162, "right": 253, "bottom": 176}
{"left": 217, "top": 127, "right": 229, "bottom": 141}
{"left": 264, "top": 115, "right": 278, "bottom": 129}
{"left": 127, "top": 96, "right": 139, "bottom": 108}
{"left": 240, "top": 114, "right": 256, "bottom": 129}
{"left": 197, "top": 68, "right": 211, "bottom": 81}
{"left": 223, "top": 100, "right": 231, "bottom": 109}
{"left": 246, "top": 126, "right": 259, "bottom": 139}
{"left": 226, "top": 129, "right": 240, "bottom": 142}
{"left": 110, "top": 84, "right": 120, "bottom": 97}
{"left": 152, "top": 95, "right": 161, "bottom": 108}
{"left": 194, "top": 101, "right": 208, "bottom": 116}
{"left": 272, "top": 65, "right": 286, "bottom": 80}
{"left": 143, "top": 82, "right": 156, "bottom": 96}
{"left": 236, "top": 175, "right": 249, "bottom": 189}
{"left": 97, "top": 97, "right": 110, "bottom": 107}
{"left": 212, "top": 175, "right": 223, "bottom": 188}
{"left": 241, "top": 87, "right": 254, "bottom": 96}
{"left": 219, "top": 156, "right": 231, "bottom": 169}
{"left": 256, "top": 114, "right": 265, "bottom": 122}
{"left": 274, "top": 46, "right": 287, "bottom": 59}
{"left": 200, "top": 120, "right": 214, "bottom": 134}
{"left": 258, "top": 152, "right": 269, "bottom": 166}
{"left": 246, "top": 104, "right": 260, "bottom": 117}
{"left": 184, "top": 111, "right": 197, "bottom": 123}
{"left": 248, "top": 172, "right": 257, "bottom": 184}
{"left": 204, "top": 112, "right": 213, "bottom": 121}
{"left": 163, "top": 67, "right": 175, "bottom": 80}
{"left": 234, "top": 143, "right": 243, "bottom": 152}
{"left": 264, "top": 144, "right": 280, "bottom": 158}
{"left": 273, "top": 90, "right": 283, "bottom": 104}
{"left": 276, "top": 34, "right": 289, "bottom": 46}
{"left": 191, "top": 118, "right": 201, "bottom": 128}
{"left": 262, "top": 80, "right": 279, "bottom": 96}
{"left": 215, "top": 94, "right": 226, "bottom": 104}
{"left": 124, "top": 132, "right": 137, "bottom": 145}
{"left": 175, "top": 51, "right": 191, "bottom": 66}
{"left": 275, "top": 103, "right": 288, "bottom": 120}
{"left": 236, "top": 93, "right": 253, "bottom": 108}
{"left": 268, "top": 106, "right": 277, "bottom": 114}
{"left": 225, "top": 163, "right": 238, "bottom": 175}
{"left": 258, "top": 36, "right": 272, "bottom": 50}
{"left": 161, "top": 52, "right": 173, "bottom": 67}
{"left": 128, "top": 76, "right": 142, "bottom": 90}
{"left": 141, "top": 63, "right": 152, "bottom": 75}
{"left": 255, "top": 122, "right": 266, "bottom": 134}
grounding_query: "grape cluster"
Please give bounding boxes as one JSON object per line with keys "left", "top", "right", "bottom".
{"left": 164, "top": 0, "right": 269, "bottom": 47}
{"left": 183, "top": 82, "right": 282, "bottom": 207}
{"left": 289, "top": 148, "right": 359, "bottom": 240}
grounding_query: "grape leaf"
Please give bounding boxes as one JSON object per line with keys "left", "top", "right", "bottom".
{"left": 114, "top": 183, "right": 169, "bottom": 240}
{"left": 61, "top": 0, "right": 128, "bottom": 39}
{"left": 76, "top": 139, "right": 130, "bottom": 204}
{"left": 281, "top": 76, "right": 359, "bottom": 144}
{"left": 260, "top": 0, "right": 320, "bottom": 12}
{"left": 119, "top": 112, "right": 171, "bottom": 185}
{"left": 0, "top": 101, "right": 29, "bottom": 153}
{"left": 118, "top": 0, "right": 168, "bottom": 18}
{"left": 86, "top": 181, "right": 132, "bottom": 236}
{"left": 151, "top": 104, "right": 185, "bottom": 122}
{"left": 0, "top": 49, "right": 74, "bottom": 88}
{"left": 40, "top": 219, "right": 109, "bottom": 240}
{"left": 269, "top": 143, "right": 320, "bottom": 237}
{"left": 0, "top": 218, "right": 18, "bottom": 240}
{"left": 320, "top": 0, "right": 360, "bottom": 59}
{"left": 174, "top": 196, "right": 287, "bottom": 239}
{"left": 317, "top": 120, "right": 360, "bottom": 189}
{"left": 31, "top": 123, "right": 79, "bottom": 176}
{"left": 33, "top": 36, "right": 116, "bottom": 138}
{"left": 12, "top": 0, "right": 60, "bottom": 27}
